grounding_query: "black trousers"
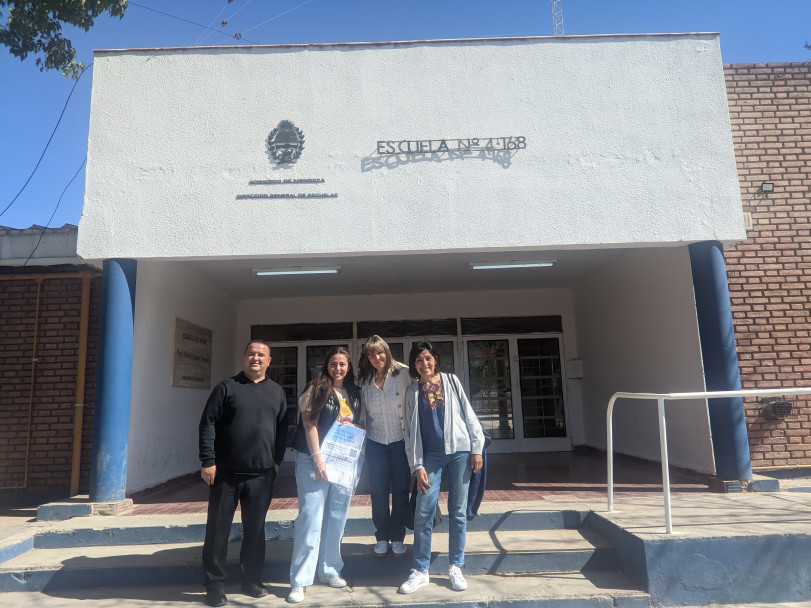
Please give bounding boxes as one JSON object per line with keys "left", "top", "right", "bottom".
{"left": 202, "top": 470, "right": 275, "bottom": 589}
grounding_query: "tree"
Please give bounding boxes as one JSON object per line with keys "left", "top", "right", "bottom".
{"left": 0, "top": 1, "right": 127, "bottom": 79}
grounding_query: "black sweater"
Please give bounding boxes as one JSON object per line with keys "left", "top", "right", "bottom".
{"left": 199, "top": 372, "right": 288, "bottom": 474}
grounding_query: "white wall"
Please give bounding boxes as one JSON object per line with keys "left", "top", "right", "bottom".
{"left": 79, "top": 34, "right": 744, "bottom": 261}
{"left": 573, "top": 247, "right": 715, "bottom": 473}
{"left": 127, "top": 261, "right": 238, "bottom": 492}
{"left": 237, "top": 286, "right": 585, "bottom": 446}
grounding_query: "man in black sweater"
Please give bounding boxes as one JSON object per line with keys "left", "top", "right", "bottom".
{"left": 199, "top": 340, "right": 288, "bottom": 607}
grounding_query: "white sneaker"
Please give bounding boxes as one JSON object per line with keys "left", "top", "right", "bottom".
{"left": 449, "top": 564, "right": 467, "bottom": 591}
{"left": 373, "top": 540, "right": 389, "bottom": 557}
{"left": 398, "top": 569, "right": 429, "bottom": 594}
{"left": 286, "top": 586, "right": 305, "bottom": 603}
{"left": 318, "top": 575, "right": 347, "bottom": 588}
{"left": 392, "top": 541, "right": 407, "bottom": 556}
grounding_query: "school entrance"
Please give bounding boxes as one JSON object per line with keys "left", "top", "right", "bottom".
{"left": 253, "top": 315, "right": 571, "bottom": 454}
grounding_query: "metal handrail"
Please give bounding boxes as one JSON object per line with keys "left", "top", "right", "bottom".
{"left": 606, "top": 387, "right": 811, "bottom": 534}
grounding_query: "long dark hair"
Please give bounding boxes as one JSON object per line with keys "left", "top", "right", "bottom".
{"left": 305, "top": 346, "right": 357, "bottom": 424}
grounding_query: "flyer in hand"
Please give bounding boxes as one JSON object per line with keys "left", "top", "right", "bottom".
{"left": 321, "top": 422, "right": 366, "bottom": 492}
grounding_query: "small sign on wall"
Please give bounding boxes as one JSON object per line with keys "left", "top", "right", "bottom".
{"left": 172, "top": 318, "right": 213, "bottom": 389}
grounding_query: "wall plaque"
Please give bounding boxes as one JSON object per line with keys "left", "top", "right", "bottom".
{"left": 172, "top": 318, "right": 213, "bottom": 389}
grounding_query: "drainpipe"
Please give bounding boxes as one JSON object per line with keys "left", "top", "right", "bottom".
{"left": 0, "top": 271, "right": 100, "bottom": 491}
{"left": 0, "top": 278, "right": 42, "bottom": 490}
{"left": 69, "top": 276, "right": 92, "bottom": 496}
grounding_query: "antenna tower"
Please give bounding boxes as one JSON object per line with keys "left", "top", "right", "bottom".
{"left": 550, "top": 0, "right": 564, "bottom": 36}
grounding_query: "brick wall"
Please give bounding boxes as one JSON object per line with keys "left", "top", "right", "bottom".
{"left": 725, "top": 62, "right": 811, "bottom": 468}
{"left": 0, "top": 267, "right": 100, "bottom": 494}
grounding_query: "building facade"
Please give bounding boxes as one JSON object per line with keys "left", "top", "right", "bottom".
{"left": 725, "top": 62, "right": 811, "bottom": 468}
{"left": 73, "top": 34, "right": 752, "bottom": 501}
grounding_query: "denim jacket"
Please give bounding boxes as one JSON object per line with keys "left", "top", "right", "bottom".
{"left": 403, "top": 372, "right": 484, "bottom": 474}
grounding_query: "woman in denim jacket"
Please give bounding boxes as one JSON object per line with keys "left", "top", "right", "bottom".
{"left": 399, "top": 340, "right": 484, "bottom": 595}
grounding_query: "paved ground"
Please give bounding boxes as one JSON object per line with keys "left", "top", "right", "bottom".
{"left": 2, "top": 456, "right": 810, "bottom": 607}
{"left": 122, "top": 451, "right": 716, "bottom": 515}
{"left": 0, "top": 572, "right": 649, "bottom": 607}
{"left": 7, "top": 577, "right": 811, "bottom": 607}
{"left": 604, "top": 483, "right": 811, "bottom": 537}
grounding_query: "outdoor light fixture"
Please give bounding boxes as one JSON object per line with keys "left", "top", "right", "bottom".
{"left": 760, "top": 182, "right": 774, "bottom": 193}
{"left": 469, "top": 260, "right": 556, "bottom": 270}
{"left": 252, "top": 267, "right": 341, "bottom": 276}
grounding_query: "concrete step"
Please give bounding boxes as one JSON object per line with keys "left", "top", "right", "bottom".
{"left": 0, "top": 572, "right": 652, "bottom": 607}
{"left": 0, "top": 528, "right": 619, "bottom": 592}
{"left": 13, "top": 508, "right": 588, "bottom": 551}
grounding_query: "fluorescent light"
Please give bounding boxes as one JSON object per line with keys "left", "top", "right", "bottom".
{"left": 469, "top": 261, "right": 556, "bottom": 270}
{"left": 252, "top": 266, "right": 341, "bottom": 276}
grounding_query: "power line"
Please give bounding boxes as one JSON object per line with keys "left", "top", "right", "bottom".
{"left": 197, "top": 0, "right": 256, "bottom": 46}
{"left": 128, "top": 1, "right": 260, "bottom": 44}
{"left": 0, "top": 65, "right": 91, "bottom": 220}
{"left": 208, "top": 0, "right": 315, "bottom": 46}
{"left": 23, "top": 156, "right": 86, "bottom": 266}
{"left": 193, "top": 1, "right": 232, "bottom": 46}
{"left": 241, "top": 0, "right": 314, "bottom": 36}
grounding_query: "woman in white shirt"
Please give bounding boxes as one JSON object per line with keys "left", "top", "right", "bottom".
{"left": 358, "top": 335, "right": 414, "bottom": 558}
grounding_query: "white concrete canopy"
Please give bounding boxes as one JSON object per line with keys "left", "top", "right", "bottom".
{"left": 78, "top": 34, "right": 744, "bottom": 262}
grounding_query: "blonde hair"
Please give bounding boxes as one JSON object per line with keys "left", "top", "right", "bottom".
{"left": 358, "top": 335, "right": 399, "bottom": 384}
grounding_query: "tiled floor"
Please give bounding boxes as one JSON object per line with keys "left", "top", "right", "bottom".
{"left": 129, "top": 451, "right": 713, "bottom": 515}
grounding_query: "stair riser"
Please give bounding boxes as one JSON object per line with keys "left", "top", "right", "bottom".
{"left": 0, "top": 548, "right": 617, "bottom": 592}
{"left": 27, "top": 511, "right": 586, "bottom": 551}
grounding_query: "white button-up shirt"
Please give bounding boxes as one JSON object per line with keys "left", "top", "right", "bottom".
{"left": 362, "top": 374, "right": 404, "bottom": 445}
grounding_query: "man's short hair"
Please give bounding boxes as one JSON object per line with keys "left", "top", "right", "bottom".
{"left": 245, "top": 339, "right": 272, "bottom": 354}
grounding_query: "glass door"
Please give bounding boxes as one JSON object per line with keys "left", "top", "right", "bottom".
{"left": 463, "top": 335, "right": 570, "bottom": 453}
{"left": 384, "top": 341, "right": 407, "bottom": 367}
{"left": 305, "top": 343, "right": 351, "bottom": 382}
{"left": 266, "top": 346, "right": 299, "bottom": 448}
{"left": 516, "top": 338, "right": 567, "bottom": 440}
{"left": 403, "top": 338, "right": 456, "bottom": 376}
{"left": 465, "top": 340, "right": 514, "bottom": 448}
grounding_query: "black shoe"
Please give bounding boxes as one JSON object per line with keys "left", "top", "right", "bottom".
{"left": 205, "top": 586, "right": 228, "bottom": 607}
{"left": 241, "top": 582, "right": 269, "bottom": 598}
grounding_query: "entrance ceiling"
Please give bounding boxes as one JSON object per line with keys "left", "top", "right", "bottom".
{"left": 184, "top": 248, "right": 634, "bottom": 300}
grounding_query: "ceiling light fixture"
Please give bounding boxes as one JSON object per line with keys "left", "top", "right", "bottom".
{"left": 469, "top": 260, "right": 556, "bottom": 270}
{"left": 252, "top": 266, "right": 341, "bottom": 276}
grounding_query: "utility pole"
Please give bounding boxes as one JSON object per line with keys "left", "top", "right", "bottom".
{"left": 551, "top": 0, "right": 564, "bottom": 36}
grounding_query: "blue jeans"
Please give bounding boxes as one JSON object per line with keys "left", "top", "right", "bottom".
{"left": 412, "top": 450, "right": 471, "bottom": 572}
{"left": 290, "top": 452, "right": 352, "bottom": 587}
{"left": 366, "top": 439, "right": 411, "bottom": 542}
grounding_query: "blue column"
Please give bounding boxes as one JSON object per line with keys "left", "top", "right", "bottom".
{"left": 90, "top": 259, "right": 137, "bottom": 502}
{"left": 688, "top": 241, "right": 752, "bottom": 481}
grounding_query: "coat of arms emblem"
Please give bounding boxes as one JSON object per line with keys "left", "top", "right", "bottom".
{"left": 266, "top": 120, "right": 305, "bottom": 164}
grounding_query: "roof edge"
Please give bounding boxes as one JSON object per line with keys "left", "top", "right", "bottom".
{"left": 92, "top": 32, "right": 720, "bottom": 55}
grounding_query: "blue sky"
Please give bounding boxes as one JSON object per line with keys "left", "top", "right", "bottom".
{"left": 1, "top": 0, "right": 809, "bottom": 229}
